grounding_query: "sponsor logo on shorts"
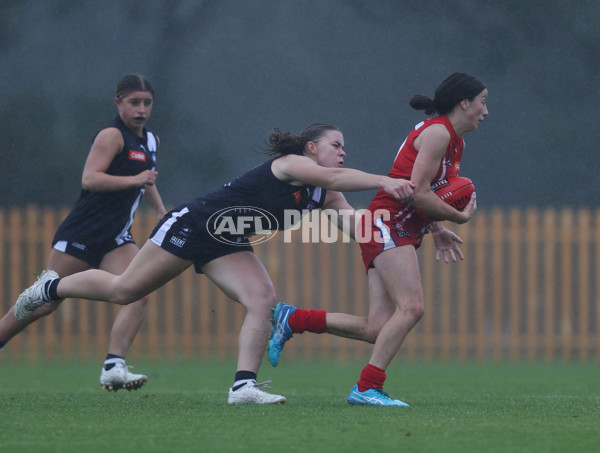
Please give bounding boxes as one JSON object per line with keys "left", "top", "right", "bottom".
{"left": 128, "top": 150, "right": 146, "bottom": 161}
{"left": 169, "top": 236, "right": 186, "bottom": 247}
{"left": 395, "top": 229, "right": 411, "bottom": 239}
{"left": 71, "top": 242, "right": 87, "bottom": 251}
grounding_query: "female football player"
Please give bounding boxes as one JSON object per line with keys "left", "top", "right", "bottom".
{"left": 269, "top": 73, "right": 486, "bottom": 406}
{"left": 0, "top": 74, "right": 166, "bottom": 391}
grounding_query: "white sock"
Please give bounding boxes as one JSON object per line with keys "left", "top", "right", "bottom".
{"left": 104, "top": 357, "right": 126, "bottom": 370}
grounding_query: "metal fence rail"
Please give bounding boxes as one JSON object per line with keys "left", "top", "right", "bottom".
{"left": 0, "top": 205, "right": 598, "bottom": 363}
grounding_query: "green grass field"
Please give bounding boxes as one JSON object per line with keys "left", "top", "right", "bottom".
{"left": 0, "top": 359, "right": 598, "bottom": 452}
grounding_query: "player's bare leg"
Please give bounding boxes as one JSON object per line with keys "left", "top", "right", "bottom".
{"left": 202, "top": 252, "right": 286, "bottom": 404}
{"left": 98, "top": 244, "right": 150, "bottom": 392}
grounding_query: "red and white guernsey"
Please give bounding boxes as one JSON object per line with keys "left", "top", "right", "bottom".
{"left": 388, "top": 115, "right": 464, "bottom": 182}
{"left": 358, "top": 115, "right": 464, "bottom": 270}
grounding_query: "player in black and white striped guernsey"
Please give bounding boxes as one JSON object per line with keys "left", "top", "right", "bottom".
{"left": 0, "top": 74, "right": 167, "bottom": 392}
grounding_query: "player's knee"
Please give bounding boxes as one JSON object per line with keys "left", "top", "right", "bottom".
{"left": 395, "top": 293, "right": 424, "bottom": 325}
{"left": 110, "top": 286, "right": 146, "bottom": 305}
{"left": 102, "top": 276, "right": 150, "bottom": 305}
{"left": 363, "top": 329, "right": 379, "bottom": 344}
{"left": 360, "top": 318, "right": 380, "bottom": 344}
{"left": 245, "top": 282, "right": 277, "bottom": 312}
{"left": 134, "top": 293, "right": 151, "bottom": 306}
{"left": 408, "top": 300, "right": 425, "bottom": 322}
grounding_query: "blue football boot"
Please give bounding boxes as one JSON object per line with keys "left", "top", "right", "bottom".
{"left": 268, "top": 302, "right": 296, "bottom": 366}
{"left": 347, "top": 385, "right": 409, "bottom": 407}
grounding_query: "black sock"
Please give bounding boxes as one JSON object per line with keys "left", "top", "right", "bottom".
{"left": 232, "top": 370, "right": 257, "bottom": 391}
{"left": 43, "top": 278, "right": 61, "bottom": 301}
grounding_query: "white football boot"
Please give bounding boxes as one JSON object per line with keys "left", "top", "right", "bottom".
{"left": 227, "top": 380, "right": 286, "bottom": 404}
{"left": 14, "top": 270, "right": 59, "bottom": 320}
{"left": 100, "top": 362, "right": 148, "bottom": 392}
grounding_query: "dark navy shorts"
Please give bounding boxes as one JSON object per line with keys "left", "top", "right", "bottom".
{"left": 52, "top": 236, "right": 136, "bottom": 268}
{"left": 149, "top": 206, "right": 253, "bottom": 273}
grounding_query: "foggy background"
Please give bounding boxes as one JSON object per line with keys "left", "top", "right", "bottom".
{"left": 1, "top": 0, "right": 598, "bottom": 210}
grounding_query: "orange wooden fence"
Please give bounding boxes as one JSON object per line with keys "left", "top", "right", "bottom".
{"left": 0, "top": 205, "right": 598, "bottom": 363}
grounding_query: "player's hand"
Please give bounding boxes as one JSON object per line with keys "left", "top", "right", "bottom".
{"left": 455, "top": 192, "right": 477, "bottom": 224}
{"left": 432, "top": 226, "right": 464, "bottom": 263}
{"left": 382, "top": 177, "right": 415, "bottom": 203}
{"left": 135, "top": 170, "right": 158, "bottom": 187}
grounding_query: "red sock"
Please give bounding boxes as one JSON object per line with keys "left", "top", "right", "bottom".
{"left": 288, "top": 309, "right": 326, "bottom": 334}
{"left": 356, "top": 363, "right": 386, "bottom": 392}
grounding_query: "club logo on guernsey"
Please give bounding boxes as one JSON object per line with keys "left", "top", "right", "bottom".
{"left": 207, "top": 206, "right": 279, "bottom": 245}
{"left": 128, "top": 150, "right": 146, "bottom": 161}
{"left": 292, "top": 190, "right": 302, "bottom": 204}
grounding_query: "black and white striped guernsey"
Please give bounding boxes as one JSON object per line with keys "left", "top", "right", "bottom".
{"left": 53, "top": 115, "right": 157, "bottom": 248}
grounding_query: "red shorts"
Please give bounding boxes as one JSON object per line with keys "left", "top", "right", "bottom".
{"left": 357, "top": 206, "right": 430, "bottom": 272}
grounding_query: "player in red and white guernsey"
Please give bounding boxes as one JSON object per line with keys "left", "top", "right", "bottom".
{"left": 362, "top": 113, "right": 466, "bottom": 260}
{"left": 268, "top": 73, "right": 487, "bottom": 406}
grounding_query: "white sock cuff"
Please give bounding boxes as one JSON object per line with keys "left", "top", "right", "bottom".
{"left": 233, "top": 378, "right": 256, "bottom": 389}
{"left": 104, "top": 357, "right": 126, "bottom": 366}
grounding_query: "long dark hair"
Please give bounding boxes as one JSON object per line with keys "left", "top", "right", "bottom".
{"left": 409, "top": 72, "right": 485, "bottom": 116}
{"left": 264, "top": 123, "right": 341, "bottom": 157}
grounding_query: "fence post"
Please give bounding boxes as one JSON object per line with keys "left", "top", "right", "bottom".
{"left": 508, "top": 209, "right": 522, "bottom": 360}
{"left": 439, "top": 232, "right": 452, "bottom": 361}
{"left": 560, "top": 209, "right": 574, "bottom": 360}
{"left": 578, "top": 209, "right": 591, "bottom": 361}
{"left": 9, "top": 208, "right": 23, "bottom": 361}
{"left": 421, "top": 232, "right": 435, "bottom": 360}
{"left": 456, "top": 220, "right": 471, "bottom": 360}
{"left": 526, "top": 209, "right": 539, "bottom": 360}
{"left": 491, "top": 208, "right": 504, "bottom": 361}
{"left": 42, "top": 207, "right": 57, "bottom": 359}
{"left": 25, "top": 206, "right": 40, "bottom": 363}
{"left": 181, "top": 267, "right": 194, "bottom": 361}
{"left": 473, "top": 212, "right": 487, "bottom": 360}
{"left": 543, "top": 209, "right": 557, "bottom": 361}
